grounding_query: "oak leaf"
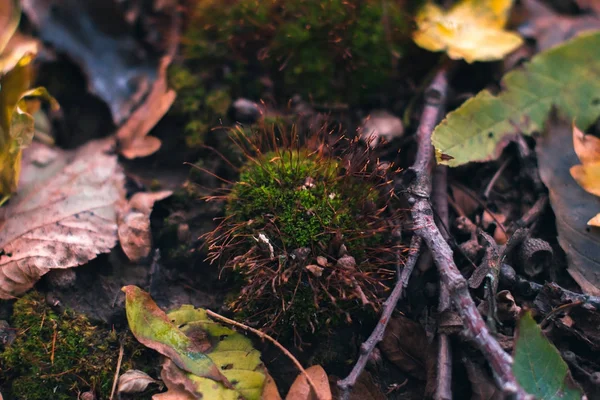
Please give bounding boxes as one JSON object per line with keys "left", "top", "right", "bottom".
{"left": 0, "top": 140, "right": 125, "bottom": 298}
{"left": 570, "top": 124, "right": 600, "bottom": 226}
{"left": 413, "top": 0, "right": 523, "bottom": 63}
{"left": 286, "top": 365, "right": 331, "bottom": 400}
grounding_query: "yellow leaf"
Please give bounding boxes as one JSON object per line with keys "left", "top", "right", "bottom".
{"left": 413, "top": 0, "right": 523, "bottom": 63}
{"left": 570, "top": 124, "right": 600, "bottom": 226}
{"left": 572, "top": 123, "right": 600, "bottom": 166}
{"left": 0, "top": 28, "right": 57, "bottom": 197}
{"left": 570, "top": 163, "right": 600, "bottom": 197}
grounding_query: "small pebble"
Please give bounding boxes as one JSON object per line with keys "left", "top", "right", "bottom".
{"left": 359, "top": 110, "right": 404, "bottom": 147}
{"left": 231, "top": 98, "right": 262, "bottom": 124}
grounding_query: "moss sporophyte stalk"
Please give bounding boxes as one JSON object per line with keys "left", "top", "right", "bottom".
{"left": 204, "top": 128, "right": 403, "bottom": 341}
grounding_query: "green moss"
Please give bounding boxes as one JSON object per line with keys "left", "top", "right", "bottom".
{"left": 0, "top": 292, "right": 155, "bottom": 399}
{"left": 171, "top": 0, "right": 421, "bottom": 148}
{"left": 208, "top": 143, "right": 396, "bottom": 339}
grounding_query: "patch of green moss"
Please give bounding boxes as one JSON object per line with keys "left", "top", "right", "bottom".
{"left": 209, "top": 145, "right": 395, "bottom": 339}
{"left": 171, "top": 0, "right": 421, "bottom": 148}
{"left": 0, "top": 292, "right": 155, "bottom": 400}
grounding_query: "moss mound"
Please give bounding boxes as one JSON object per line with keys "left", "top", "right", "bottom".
{"left": 206, "top": 139, "right": 400, "bottom": 340}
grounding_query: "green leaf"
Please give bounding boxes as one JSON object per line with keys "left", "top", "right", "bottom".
{"left": 122, "top": 286, "right": 229, "bottom": 384}
{"left": 513, "top": 311, "right": 583, "bottom": 400}
{"left": 433, "top": 31, "right": 600, "bottom": 167}
{"left": 123, "top": 286, "right": 268, "bottom": 400}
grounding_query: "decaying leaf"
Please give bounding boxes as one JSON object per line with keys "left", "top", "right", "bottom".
{"left": 116, "top": 55, "right": 175, "bottom": 159}
{"left": 413, "top": 0, "right": 523, "bottom": 63}
{"left": 433, "top": 31, "right": 600, "bottom": 167}
{"left": 124, "top": 285, "right": 274, "bottom": 400}
{"left": 118, "top": 190, "right": 172, "bottom": 262}
{"left": 118, "top": 369, "right": 162, "bottom": 394}
{"left": 520, "top": 0, "right": 600, "bottom": 51}
{"left": 536, "top": 114, "right": 600, "bottom": 296}
{"left": 0, "top": 0, "right": 19, "bottom": 54}
{"left": 286, "top": 365, "right": 332, "bottom": 400}
{"left": 513, "top": 311, "right": 583, "bottom": 399}
{"left": 570, "top": 124, "right": 600, "bottom": 226}
{"left": 21, "top": 0, "right": 159, "bottom": 126}
{"left": 123, "top": 285, "right": 228, "bottom": 385}
{"left": 379, "top": 314, "right": 431, "bottom": 380}
{"left": 0, "top": 140, "right": 124, "bottom": 298}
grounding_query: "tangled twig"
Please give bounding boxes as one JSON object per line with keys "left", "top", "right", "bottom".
{"left": 405, "top": 59, "right": 529, "bottom": 398}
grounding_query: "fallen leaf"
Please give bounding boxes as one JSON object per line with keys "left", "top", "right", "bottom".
{"left": 118, "top": 369, "right": 161, "bottom": 394}
{"left": 123, "top": 286, "right": 229, "bottom": 385}
{"left": 379, "top": 314, "right": 430, "bottom": 380}
{"left": 286, "top": 365, "right": 331, "bottom": 400}
{"left": 262, "top": 373, "right": 282, "bottom": 400}
{"left": 513, "top": 310, "right": 583, "bottom": 399}
{"left": 118, "top": 190, "right": 172, "bottom": 262}
{"left": 0, "top": 140, "right": 124, "bottom": 298}
{"left": 576, "top": 0, "right": 600, "bottom": 14}
{"left": 520, "top": 0, "right": 600, "bottom": 51}
{"left": 413, "top": 0, "right": 523, "bottom": 63}
{"left": 569, "top": 124, "right": 600, "bottom": 226}
{"left": 21, "top": 0, "right": 159, "bottom": 126}
{"left": 463, "top": 357, "right": 504, "bottom": 400}
{"left": 433, "top": 31, "right": 600, "bottom": 167}
{"left": 116, "top": 55, "right": 176, "bottom": 159}
{"left": 0, "top": 0, "right": 19, "bottom": 53}
{"left": 536, "top": 114, "right": 600, "bottom": 295}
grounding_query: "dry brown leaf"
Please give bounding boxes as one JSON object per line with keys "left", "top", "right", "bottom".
{"left": 118, "top": 369, "right": 161, "bottom": 394}
{"left": 329, "top": 372, "right": 385, "bottom": 400}
{"left": 286, "top": 365, "right": 332, "bottom": 400}
{"left": 521, "top": 0, "right": 600, "bottom": 51}
{"left": 118, "top": 190, "right": 172, "bottom": 262}
{"left": 116, "top": 55, "right": 175, "bottom": 159}
{"left": 379, "top": 314, "right": 431, "bottom": 380}
{"left": 536, "top": 113, "right": 600, "bottom": 296}
{"left": 262, "top": 373, "right": 282, "bottom": 400}
{"left": 0, "top": 139, "right": 124, "bottom": 298}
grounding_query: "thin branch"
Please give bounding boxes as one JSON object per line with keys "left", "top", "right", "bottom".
{"left": 109, "top": 342, "right": 125, "bottom": 400}
{"left": 404, "top": 59, "right": 529, "bottom": 398}
{"left": 337, "top": 234, "right": 422, "bottom": 399}
{"left": 205, "top": 309, "right": 323, "bottom": 400}
{"left": 432, "top": 165, "right": 452, "bottom": 400}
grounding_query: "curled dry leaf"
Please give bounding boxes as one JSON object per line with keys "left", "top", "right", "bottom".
{"left": 118, "top": 369, "right": 161, "bottom": 394}
{"left": 286, "top": 365, "right": 332, "bottom": 400}
{"left": 118, "top": 190, "right": 172, "bottom": 262}
{"left": 0, "top": 140, "right": 124, "bottom": 298}
{"left": 116, "top": 55, "right": 176, "bottom": 159}
{"left": 379, "top": 314, "right": 431, "bottom": 381}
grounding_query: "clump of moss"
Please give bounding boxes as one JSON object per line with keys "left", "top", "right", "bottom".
{"left": 0, "top": 292, "right": 153, "bottom": 399}
{"left": 205, "top": 128, "right": 401, "bottom": 341}
{"left": 171, "top": 0, "right": 420, "bottom": 148}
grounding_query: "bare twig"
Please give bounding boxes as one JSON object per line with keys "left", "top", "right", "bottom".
{"left": 432, "top": 165, "right": 453, "bottom": 400}
{"left": 205, "top": 309, "right": 323, "bottom": 400}
{"left": 337, "top": 234, "right": 422, "bottom": 399}
{"left": 403, "top": 59, "right": 529, "bottom": 398}
{"left": 109, "top": 342, "right": 125, "bottom": 400}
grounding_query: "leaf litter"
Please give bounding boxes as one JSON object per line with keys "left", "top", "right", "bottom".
{"left": 3, "top": 1, "right": 600, "bottom": 399}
